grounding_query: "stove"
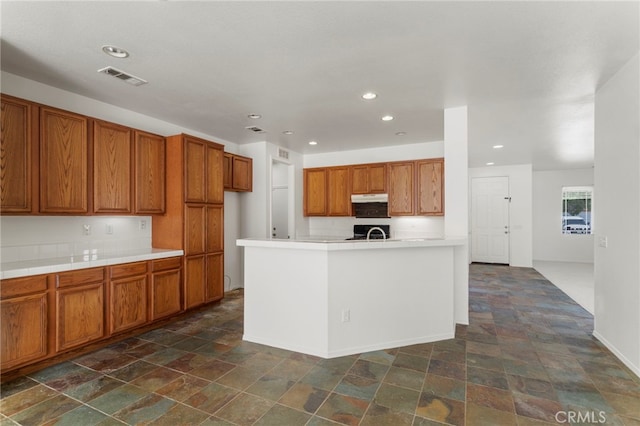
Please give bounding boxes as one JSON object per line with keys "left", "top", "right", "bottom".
{"left": 345, "top": 224, "right": 390, "bottom": 240}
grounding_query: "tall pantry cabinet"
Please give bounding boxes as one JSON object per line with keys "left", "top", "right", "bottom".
{"left": 152, "top": 134, "right": 225, "bottom": 309}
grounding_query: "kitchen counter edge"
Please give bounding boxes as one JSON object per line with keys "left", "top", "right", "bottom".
{"left": 236, "top": 237, "right": 467, "bottom": 251}
{"left": 1, "top": 248, "right": 185, "bottom": 280}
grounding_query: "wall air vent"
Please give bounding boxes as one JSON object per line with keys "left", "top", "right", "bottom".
{"left": 278, "top": 148, "right": 289, "bottom": 159}
{"left": 97, "top": 66, "right": 147, "bottom": 86}
{"left": 245, "top": 126, "right": 265, "bottom": 133}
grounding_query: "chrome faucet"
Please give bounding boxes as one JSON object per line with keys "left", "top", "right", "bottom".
{"left": 366, "top": 227, "right": 387, "bottom": 240}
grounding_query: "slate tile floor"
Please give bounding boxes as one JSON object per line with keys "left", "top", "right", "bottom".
{"left": 2, "top": 264, "right": 639, "bottom": 425}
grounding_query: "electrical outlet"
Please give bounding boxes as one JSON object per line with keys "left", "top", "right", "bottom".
{"left": 341, "top": 309, "right": 350, "bottom": 323}
{"left": 82, "top": 224, "right": 91, "bottom": 236}
{"left": 139, "top": 219, "right": 147, "bottom": 231}
{"left": 598, "top": 236, "right": 608, "bottom": 248}
{"left": 106, "top": 224, "right": 114, "bottom": 235}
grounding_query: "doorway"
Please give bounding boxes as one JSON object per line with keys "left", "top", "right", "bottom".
{"left": 271, "top": 159, "right": 294, "bottom": 239}
{"left": 471, "top": 176, "right": 510, "bottom": 264}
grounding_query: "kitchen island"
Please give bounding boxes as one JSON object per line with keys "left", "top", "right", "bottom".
{"left": 237, "top": 237, "right": 466, "bottom": 358}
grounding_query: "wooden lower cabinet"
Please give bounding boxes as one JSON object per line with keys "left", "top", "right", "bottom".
{"left": 184, "top": 255, "right": 206, "bottom": 309}
{"left": 109, "top": 262, "right": 148, "bottom": 334}
{"left": 206, "top": 253, "right": 224, "bottom": 302}
{"left": 1, "top": 257, "right": 187, "bottom": 376}
{"left": 56, "top": 282, "right": 105, "bottom": 352}
{"left": 184, "top": 253, "right": 223, "bottom": 309}
{"left": 151, "top": 257, "right": 182, "bottom": 320}
{"left": 0, "top": 273, "right": 49, "bottom": 370}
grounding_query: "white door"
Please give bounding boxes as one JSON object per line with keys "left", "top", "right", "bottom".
{"left": 471, "top": 177, "right": 510, "bottom": 264}
{"left": 271, "top": 160, "right": 292, "bottom": 239}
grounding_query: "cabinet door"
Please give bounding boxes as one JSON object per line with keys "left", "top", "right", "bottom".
{"left": 110, "top": 275, "right": 148, "bottom": 334}
{"left": 184, "top": 255, "right": 205, "bottom": 309}
{"left": 184, "top": 137, "right": 206, "bottom": 203}
{"left": 232, "top": 156, "right": 252, "bottom": 192}
{"left": 206, "top": 205, "right": 224, "bottom": 253}
{"left": 1, "top": 96, "right": 36, "bottom": 213}
{"left": 57, "top": 283, "right": 104, "bottom": 351}
{"left": 93, "top": 120, "right": 132, "bottom": 213}
{"left": 417, "top": 159, "right": 444, "bottom": 215}
{"left": 151, "top": 268, "right": 182, "bottom": 321}
{"left": 206, "top": 253, "right": 224, "bottom": 303}
{"left": 368, "top": 164, "right": 387, "bottom": 193}
{"left": 388, "top": 162, "right": 415, "bottom": 216}
{"left": 185, "top": 205, "right": 206, "bottom": 255}
{"left": 134, "top": 131, "right": 166, "bottom": 214}
{"left": 40, "top": 107, "right": 88, "bottom": 213}
{"left": 223, "top": 153, "right": 233, "bottom": 190}
{"left": 1, "top": 293, "right": 48, "bottom": 370}
{"left": 327, "top": 167, "right": 351, "bottom": 216}
{"left": 303, "top": 168, "right": 327, "bottom": 216}
{"left": 207, "top": 144, "right": 224, "bottom": 203}
{"left": 351, "top": 166, "right": 369, "bottom": 194}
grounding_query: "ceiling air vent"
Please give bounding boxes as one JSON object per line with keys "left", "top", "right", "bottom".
{"left": 97, "top": 66, "right": 147, "bottom": 86}
{"left": 245, "top": 126, "right": 265, "bottom": 134}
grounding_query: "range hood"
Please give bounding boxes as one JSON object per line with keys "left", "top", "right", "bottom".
{"left": 351, "top": 194, "right": 388, "bottom": 203}
{"left": 351, "top": 194, "right": 389, "bottom": 218}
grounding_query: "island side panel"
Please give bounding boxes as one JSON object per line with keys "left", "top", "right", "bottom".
{"left": 326, "top": 246, "right": 455, "bottom": 357}
{"left": 242, "top": 246, "right": 330, "bottom": 356}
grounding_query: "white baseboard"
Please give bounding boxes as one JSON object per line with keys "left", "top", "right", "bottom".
{"left": 592, "top": 330, "right": 640, "bottom": 378}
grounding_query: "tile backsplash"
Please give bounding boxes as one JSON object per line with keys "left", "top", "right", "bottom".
{"left": 0, "top": 216, "right": 152, "bottom": 263}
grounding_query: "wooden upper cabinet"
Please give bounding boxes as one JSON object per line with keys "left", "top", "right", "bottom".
{"left": 223, "top": 153, "right": 233, "bottom": 189}
{"left": 40, "top": 107, "right": 88, "bottom": 213}
{"left": 351, "top": 163, "right": 387, "bottom": 194}
{"left": 327, "top": 167, "right": 351, "bottom": 216}
{"left": 1, "top": 95, "right": 38, "bottom": 213}
{"left": 388, "top": 161, "right": 415, "bottom": 216}
{"left": 134, "top": 130, "right": 166, "bottom": 214}
{"left": 93, "top": 120, "right": 132, "bottom": 213}
{"left": 184, "top": 135, "right": 225, "bottom": 202}
{"left": 417, "top": 158, "right": 444, "bottom": 216}
{"left": 185, "top": 136, "right": 206, "bottom": 203}
{"left": 304, "top": 168, "right": 327, "bottom": 216}
{"left": 207, "top": 144, "right": 224, "bottom": 203}
{"left": 223, "top": 152, "right": 253, "bottom": 192}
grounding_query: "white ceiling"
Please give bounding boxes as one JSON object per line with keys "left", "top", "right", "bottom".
{"left": 1, "top": 1, "right": 638, "bottom": 170}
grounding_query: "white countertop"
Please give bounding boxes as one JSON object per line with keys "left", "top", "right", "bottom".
{"left": 1, "top": 248, "right": 184, "bottom": 280}
{"left": 237, "top": 237, "right": 467, "bottom": 251}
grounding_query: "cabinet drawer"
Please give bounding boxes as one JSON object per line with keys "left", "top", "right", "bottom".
{"left": 1, "top": 275, "right": 48, "bottom": 299}
{"left": 152, "top": 257, "right": 182, "bottom": 272}
{"left": 56, "top": 268, "right": 104, "bottom": 288}
{"left": 110, "top": 262, "right": 148, "bottom": 279}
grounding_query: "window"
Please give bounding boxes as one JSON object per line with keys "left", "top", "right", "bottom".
{"left": 561, "top": 186, "right": 593, "bottom": 234}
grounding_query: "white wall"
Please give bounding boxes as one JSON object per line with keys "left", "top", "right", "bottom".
{"left": 469, "top": 164, "right": 533, "bottom": 268}
{"left": 444, "top": 106, "right": 470, "bottom": 326}
{"left": 533, "top": 169, "right": 594, "bottom": 263}
{"left": 593, "top": 52, "right": 640, "bottom": 377}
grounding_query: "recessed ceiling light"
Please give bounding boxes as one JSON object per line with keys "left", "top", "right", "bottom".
{"left": 283, "top": 130, "right": 294, "bottom": 135}
{"left": 395, "top": 131, "right": 407, "bottom": 136}
{"left": 486, "top": 162, "right": 495, "bottom": 166}
{"left": 362, "top": 92, "right": 377, "bottom": 100}
{"left": 493, "top": 145, "right": 504, "bottom": 149}
{"left": 308, "top": 141, "right": 318, "bottom": 145}
{"left": 247, "top": 114, "right": 262, "bottom": 119}
{"left": 381, "top": 115, "right": 394, "bottom": 121}
{"left": 102, "top": 45, "right": 129, "bottom": 58}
